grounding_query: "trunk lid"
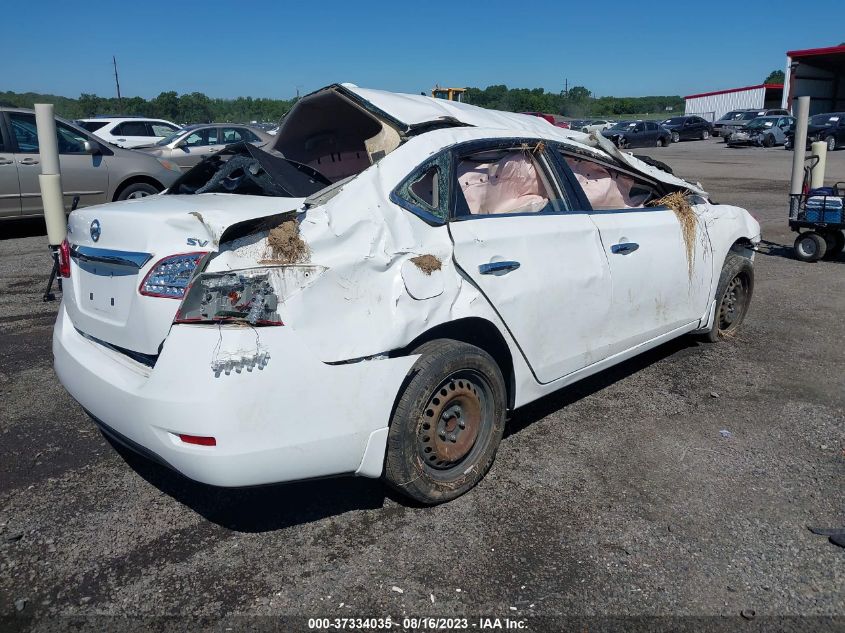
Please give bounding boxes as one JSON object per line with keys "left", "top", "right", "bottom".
{"left": 65, "top": 193, "right": 303, "bottom": 355}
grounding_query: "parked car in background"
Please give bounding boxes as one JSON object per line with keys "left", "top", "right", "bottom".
{"left": 580, "top": 120, "right": 613, "bottom": 133}
{"left": 601, "top": 120, "right": 672, "bottom": 148}
{"left": 727, "top": 116, "right": 794, "bottom": 147}
{"left": 79, "top": 117, "right": 181, "bottom": 149}
{"left": 0, "top": 108, "right": 182, "bottom": 220}
{"left": 53, "top": 83, "right": 760, "bottom": 504}
{"left": 660, "top": 115, "right": 712, "bottom": 142}
{"left": 715, "top": 108, "right": 789, "bottom": 142}
{"left": 785, "top": 112, "right": 845, "bottom": 151}
{"left": 134, "top": 124, "right": 274, "bottom": 170}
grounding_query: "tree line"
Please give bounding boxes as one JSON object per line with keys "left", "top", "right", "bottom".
{"left": 0, "top": 85, "right": 686, "bottom": 123}
{"left": 0, "top": 90, "right": 297, "bottom": 124}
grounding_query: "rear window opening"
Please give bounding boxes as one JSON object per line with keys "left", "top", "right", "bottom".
{"left": 270, "top": 87, "right": 401, "bottom": 183}
{"left": 167, "top": 86, "right": 403, "bottom": 198}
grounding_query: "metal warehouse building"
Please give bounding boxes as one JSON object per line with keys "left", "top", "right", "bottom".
{"left": 783, "top": 45, "right": 845, "bottom": 115}
{"left": 684, "top": 84, "right": 784, "bottom": 122}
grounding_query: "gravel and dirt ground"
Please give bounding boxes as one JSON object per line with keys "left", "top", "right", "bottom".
{"left": 1, "top": 139, "right": 843, "bottom": 632}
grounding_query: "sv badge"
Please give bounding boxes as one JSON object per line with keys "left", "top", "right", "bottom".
{"left": 187, "top": 238, "right": 209, "bottom": 247}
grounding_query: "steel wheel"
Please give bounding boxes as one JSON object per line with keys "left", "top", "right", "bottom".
{"left": 702, "top": 129, "right": 710, "bottom": 140}
{"left": 671, "top": 131, "right": 680, "bottom": 143}
{"left": 127, "top": 190, "right": 151, "bottom": 199}
{"left": 827, "top": 136, "right": 836, "bottom": 152}
{"left": 794, "top": 232, "right": 826, "bottom": 262}
{"left": 417, "top": 370, "right": 491, "bottom": 475}
{"left": 717, "top": 274, "right": 749, "bottom": 334}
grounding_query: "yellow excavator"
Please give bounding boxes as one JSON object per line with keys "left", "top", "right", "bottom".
{"left": 431, "top": 86, "right": 466, "bottom": 102}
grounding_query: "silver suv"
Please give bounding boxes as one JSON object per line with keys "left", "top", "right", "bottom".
{"left": 0, "top": 108, "right": 182, "bottom": 220}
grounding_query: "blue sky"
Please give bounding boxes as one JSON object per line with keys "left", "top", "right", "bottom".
{"left": 4, "top": 0, "right": 844, "bottom": 100}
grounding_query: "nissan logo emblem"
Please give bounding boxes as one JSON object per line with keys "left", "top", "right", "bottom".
{"left": 90, "top": 219, "right": 101, "bottom": 242}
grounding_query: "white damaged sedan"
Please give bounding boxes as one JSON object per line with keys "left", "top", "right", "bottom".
{"left": 54, "top": 84, "right": 760, "bottom": 504}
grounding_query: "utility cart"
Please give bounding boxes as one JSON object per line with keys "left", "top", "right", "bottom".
{"left": 789, "top": 157, "right": 845, "bottom": 261}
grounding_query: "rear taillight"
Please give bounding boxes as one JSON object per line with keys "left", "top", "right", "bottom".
{"left": 139, "top": 252, "right": 207, "bottom": 299}
{"left": 58, "top": 239, "right": 71, "bottom": 278}
{"left": 174, "top": 269, "right": 284, "bottom": 326}
{"left": 178, "top": 434, "right": 216, "bottom": 447}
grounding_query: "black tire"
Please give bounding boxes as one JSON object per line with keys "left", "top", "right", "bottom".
{"left": 656, "top": 137, "right": 665, "bottom": 147}
{"left": 617, "top": 136, "right": 629, "bottom": 149}
{"left": 826, "top": 135, "right": 836, "bottom": 152}
{"left": 793, "top": 232, "right": 827, "bottom": 262}
{"left": 701, "top": 129, "right": 710, "bottom": 140}
{"left": 821, "top": 230, "right": 844, "bottom": 259}
{"left": 762, "top": 134, "right": 774, "bottom": 148}
{"left": 383, "top": 339, "right": 506, "bottom": 505}
{"left": 671, "top": 131, "right": 680, "bottom": 143}
{"left": 700, "top": 253, "right": 754, "bottom": 343}
{"left": 116, "top": 182, "right": 160, "bottom": 201}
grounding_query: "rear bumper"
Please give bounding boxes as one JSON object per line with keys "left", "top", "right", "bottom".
{"left": 53, "top": 304, "right": 416, "bottom": 487}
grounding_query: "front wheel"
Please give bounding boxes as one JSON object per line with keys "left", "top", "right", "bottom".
{"left": 116, "top": 182, "right": 160, "bottom": 201}
{"left": 762, "top": 134, "right": 774, "bottom": 148}
{"left": 383, "top": 340, "right": 506, "bottom": 504}
{"left": 617, "top": 136, "right": 629, "bottom": 149}
{"left": 701, "top": 129, "right": 710, "bottom": 140}
{"left": 671, "top": 131, "right": 680, "bottom": 143}
{"left": 827, "top": 136, "right": 836, "bottom": 152}
{"left": 656, "top": 137, "right": 666, "bottom": 147}
{"left": 700, "top": 253, "right": 754, "bottom": 342}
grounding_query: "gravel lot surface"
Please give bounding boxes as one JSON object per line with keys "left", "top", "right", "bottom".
{"left": 1, "top": 139, "right": 843, "bottom": 632}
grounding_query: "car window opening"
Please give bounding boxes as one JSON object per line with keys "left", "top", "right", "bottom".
{"left": 563, "top": 155, "right": 657, "bottom": 210}
{"left": 456, "top": 148, "right": 560, "bottom": 216}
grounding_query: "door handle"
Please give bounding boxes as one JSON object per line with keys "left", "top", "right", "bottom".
{"left": 479, "top": 260, "right": 521, "bottom": 275}
{"left": 18, "top": 157, "right": 39, "bottom": 165}
{"left": 0, "top": 158, "right": 13, "bottom": 165}
{"left": 611, "top": 242, "right": 639, "bottom": 255}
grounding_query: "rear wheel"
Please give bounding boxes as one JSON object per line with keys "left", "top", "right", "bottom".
{"left": 793, "top": 231, "right": 827, "bottom": 262}
{"left": 827, "top": 135, "right": 837, "bottom": 152}
{"left": 656, "top": 137, "right": 666, "bottom": 147}
{"left": 762, "top": 134, "right": 774, "bottom": 148}
{"left": 700, "top": 253, "right": 754, "bottom": 342}
{"left": 383, "top": 340, "right": 506, "bottom": 504}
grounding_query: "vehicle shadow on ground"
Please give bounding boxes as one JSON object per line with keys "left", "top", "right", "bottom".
{"left": 1, "top": 218, "right": 47, "bottom": 240}
{"left": 756, "top": 238, "right": 844, "bottom": 263}
{"left": 108, "top": 439, "right": 390, "bottom": 533}
{"left": 109, "top": 336, "right": 700, "bottom": 531}
{"left": 505, "top": 335, "right": 699, "bottom": 438}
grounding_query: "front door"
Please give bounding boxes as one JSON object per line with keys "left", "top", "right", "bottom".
{"left": 447, "top": 141, "right": 614, "bottom": 383}
{"left": 8, "top": 112, "right": 109, "bottom": 216}
{"left": 558, "top": 149, "right": 713, "bottom": 354}
{"left": 170, "top": 128, "right": 223, "bottom": 169}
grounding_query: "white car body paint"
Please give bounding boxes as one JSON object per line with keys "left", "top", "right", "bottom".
{"left": 54, "top": 85, "right": 760, "bottom": 488}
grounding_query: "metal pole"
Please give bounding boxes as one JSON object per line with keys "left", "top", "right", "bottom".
{"left": 789, "top": 96, "right": 810, "bottom": 197}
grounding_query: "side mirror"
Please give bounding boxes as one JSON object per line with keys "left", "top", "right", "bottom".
{"left": 83, "top": 140, "right": 100, "bottom": 155}
{"left": 174, "top": 139, "right": 187, "bottom": 148}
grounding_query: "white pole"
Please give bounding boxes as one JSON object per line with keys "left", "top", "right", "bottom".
{"left": 810, "top": 141, "right": 827, "bottom": 189}
{"left": 789, "top": 96, "right": 810, "bottom": 197}
{"left": 34, "top": 104, "right": 67, "bottom": 246}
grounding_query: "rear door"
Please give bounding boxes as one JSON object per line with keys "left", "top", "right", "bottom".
{"left": 444, "top": 140, "right": 615, "bottom": 383}
{"left": 8, "top": 112, "right": 109, "bottom": 215}
{"left": 557, "top": 149, "right": 712, "bottom": 354}
{"left": 0, "top": 114, "right": 21, "bottom": 217}
{"left": 109, "top": 120, "right": 153, "bottom": 148}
